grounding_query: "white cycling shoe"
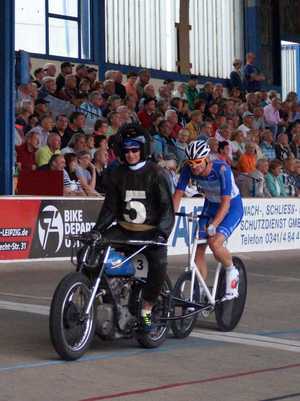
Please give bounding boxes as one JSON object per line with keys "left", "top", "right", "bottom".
{"left": 221, "top": 271, "right": 239, "bottom": 302}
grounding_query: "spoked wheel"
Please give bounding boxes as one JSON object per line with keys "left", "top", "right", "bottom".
{"left": 171, "top": 271, "right": 201, "bottom": 338}
{"left": 135, "top": 275, "right": 172, "bottom": 348}
{"left": 215, "top": 257, "right": 247, "bottom": 332}
{"left": 49, "top": 272, "right": 96, "bottom": 360}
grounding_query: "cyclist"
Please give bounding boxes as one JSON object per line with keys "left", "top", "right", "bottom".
{"left": 173, "top": 140, "right": 243, "bottom": 301}
{"left": 91, "top": 123, "right": 175, "bottom": 330}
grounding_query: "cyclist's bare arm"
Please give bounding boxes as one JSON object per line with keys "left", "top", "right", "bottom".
{"left": 173, "top": 189, "right": 184, "bottom": 213}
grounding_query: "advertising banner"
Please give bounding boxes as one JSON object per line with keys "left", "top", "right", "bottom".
{"left": 0, "top": 197, "right": 299, "bottom": 261}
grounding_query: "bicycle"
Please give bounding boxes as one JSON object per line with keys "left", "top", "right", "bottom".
{"left": 170, "top": 211, "right": 247, "bottom": 338}
{"left": 49, "top": 234, "right": 172, "bottom": 361}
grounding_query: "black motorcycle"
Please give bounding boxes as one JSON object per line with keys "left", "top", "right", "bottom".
{"left": 49, "top": 234, "right": 172, "bottom": 361}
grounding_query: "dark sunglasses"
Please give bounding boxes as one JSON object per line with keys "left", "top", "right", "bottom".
{"left": 124, "top": 148, "right": 140, "bottom": 154}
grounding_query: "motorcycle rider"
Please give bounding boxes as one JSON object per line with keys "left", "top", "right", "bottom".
{"left": 91, "top": 123, "right": 175, "bottom": 331}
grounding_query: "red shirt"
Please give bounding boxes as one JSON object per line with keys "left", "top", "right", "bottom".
{"left": 137, "top": 110, "right": 153, "bottom": 129}
{"left": 16, "top": 143, "right": 37, "bottom": 172}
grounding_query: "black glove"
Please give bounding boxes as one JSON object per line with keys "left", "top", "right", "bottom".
{"left": 153, "top": 233, "right": 167, "bottom": 244}
{"left": 85, "top": 229, "right": 101, "bottom": 243}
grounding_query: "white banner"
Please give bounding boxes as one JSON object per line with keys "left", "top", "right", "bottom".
{"left": 168, "top": 198, "right": 300, "bottom": 255}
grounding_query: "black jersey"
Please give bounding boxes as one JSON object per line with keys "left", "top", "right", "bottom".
{"left": 94, "top": 161, "right": 175, "bottom": 239}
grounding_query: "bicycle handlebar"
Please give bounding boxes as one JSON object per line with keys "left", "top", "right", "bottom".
{"left": 175, "top": 212, "right": 201, "bottom": 220}
{"left": 67, "top": 234, "right": 167, "bottom": 247}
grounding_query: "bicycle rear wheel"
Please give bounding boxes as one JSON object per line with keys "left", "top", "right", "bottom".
{"left": 171, "top": 271, "right": 200, "bottom": 339}
{"left": 215, "top": 257, "right": 247, "bottom": 332}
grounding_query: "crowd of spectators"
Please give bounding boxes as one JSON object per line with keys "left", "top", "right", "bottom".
{"left": 14, "top": 53, "right": 300, "bottom": 198}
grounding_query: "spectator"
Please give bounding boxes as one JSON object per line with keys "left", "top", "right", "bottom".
{"left": 198, "top": 121, "right": 214, "bottom": 141}
{"left": 93, "top": 148, "right": 109, "bottom": 194}
{"left": 61, "top": 132, "right": 87, "bottom": 155}
{"left": 75, "top": 64, "right": 88, "bottom": 89}
{"left": 231, "top": 130, "right": 246, "bottom": 165}
{"left": 33, "top": 67, "right": 46, "bottom": 88}
{"left": 152, "top": 120, "right": 177, "bottom": 161}
{"left": 56, "top": 73, "right": 78, "bottom": 102}
{"left": 36, "top": 132, "right": 61, "bottom": 167}
{"left": 113, "top": 70, "right": 126, "bottom": 99}
{"left": 81, "top": 91, "right": 104, "bottom": 132}
{"left": 185, "top": 75, "right": 199, "bottom": 110}
{"left": 198, "top": 81, "right": 214, "bottom": 105}
{"left": 157, "top": 84, "right": 171, "bottom": 104}
{"left": 25, "top": 114, "right": 39, "bottom": 134}
{"left": 139, "top": 83, "right": 157, "bottom": 109}
{"left": 282, "top": 158, "right": 298, "bottom": 196}
{"left": 93, "top": 119, "right": 109, "bottom": 137}
{"left": 124, "top": 71, "right": 139, "bottom": 102}
{"left": 158, "top": 155, "right": 178, "bottom": 194}
{"left": 218, "top": 141, "right": 232, "bottom": 165}
{"left": 252, "top": 106, "right": 266, "bottom": 130}
{"left": 137, "top": 97, "right": 156, "bottom": 130}
{"left": 106, "top": 111, "right": 122, "bottom": 137}
{"left": 34, "top": 114, "right": 54, "bottom": 147}
{"left": 75, "top": 150, "right": 98, "bottom": 196}
{"left": 243, "top": 52, "right": 265, "bottom": 92}
{"left": 62, "top": 111, "right": 86, "bottom": 148}
{"left": 117, "top": 105, "right": 131, "bottom": 126}
{"left": 16, "top": 131, "right": 40, "bottom": 172}
{"left": 215, "top": 124, "right": 233, "bottom": 162}
{"left": 52, "top": 114, "right": 68, "bottom": 140}
{"left": 15, "top": 100, "right": 34, "bottom": 132}
{"left": 263, "top": 96, "right": 283, "bottom": 138}
{"left": 56, "top": 61, "right": 74, "bottom": 92}
{"left": 290, "top": 132, "right": 300, "bottom": 159}
{"left": 207, "top": 137, "right": 219, "bottom": 161}
{"left": 275, "top": 133, "right": 293, "bottom": 161}
{"left": 205, "top": 102, "right": 219, "bottom": 122}
{"left": 236, "top": 142, "right": 257, "bottom": 173}
{"left": 102, "top": 94, "right": 122, "bottom": 117}
{"left": 229, "top": 59, "right": 244, "bottom": 92}
{"left": 78, "top": 78, "right": 91, "bottom": 96}
{"left": 86, "top": 134, "right": 96, "bottom": 157}
{"left": 172, "top": 82, "right": 187, "bottom": 100}
{"left": 186, "top": 110, "right": 202, "bottom": 142}
{"left": 260, "top": 129, "right": 276, "bottom": 160}
{"left": 237, "top": 158, "right": 271, "bottom": 197}
{"left": 34, "top": 98, "right": 49, "bottom": 120}
{"left": 64, "top": 153, "right": 85, "bottom": 195}
{"left": 124, "top": 95, "right": 139, "bottom": 124}
{"left": 175, "top": 128, "right": 190, "bottom": 165}
{"left": 38, "top": 76, "right": 57, "bottom": 100}
{"left": 265, "top": 159, "right": 286, "bottom": 197}
{"left": 94, "top": 135, "right": 108, "bottom": 153}
{"left": 136, "top": 69, "right": 151, "bottom": 99}
{"left": 86, "top": 67, "right": 98, "bottom": 86}
{"left": 165, "top": 109, "right": 182, "bottom": 139}
{"left": 43, "top": 63, "right": 57, "bottom": 77}
{"left": 102, "top": 79, "right": 116, "bottom": 97}
{"left": 238, "top": 111, "right": 254, "bottom": 138}
{"left": 295, "top": 160, "right": 300, "bottom": 196}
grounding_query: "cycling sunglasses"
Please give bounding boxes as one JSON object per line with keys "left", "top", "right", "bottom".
{"left": 186, "top": 158, "right": 207, "bottom": 168}
{"left": 124, "top": 147, "right": 140, "bottom": 154}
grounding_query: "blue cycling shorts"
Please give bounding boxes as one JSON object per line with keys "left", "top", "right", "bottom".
{"left": 198, "top": 195, "right": 243, "bottom": 239}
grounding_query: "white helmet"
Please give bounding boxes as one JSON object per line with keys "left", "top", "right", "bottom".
{"left": 185, "top": 140, "right": 210, "bottom": 160}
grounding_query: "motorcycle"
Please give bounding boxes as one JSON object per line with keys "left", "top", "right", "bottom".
{"left": 49, "top": 233, "right": 172, "bottom": 361}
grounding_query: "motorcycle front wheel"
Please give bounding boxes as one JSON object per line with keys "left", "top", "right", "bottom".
{"left": 49, "top": 272, "right": 96, "bottom": 361}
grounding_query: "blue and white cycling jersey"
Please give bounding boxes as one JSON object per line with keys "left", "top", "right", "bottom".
{"left": 177, "top": 160, "right": 243, "bottom": 239}
{"left": 177, "top": 160, "right": 240, "bottom": 204}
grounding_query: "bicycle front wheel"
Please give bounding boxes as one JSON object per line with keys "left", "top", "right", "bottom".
{"left": 171, "top": 271, "right": 200, "bottom": 339}
{"left": 49, "top": 272, "right": 96, "bottom": 361}
{"left": 215, "top": 257, "right": 247, "bottom": 332}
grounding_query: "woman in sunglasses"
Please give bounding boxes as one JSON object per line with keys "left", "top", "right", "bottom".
{"left": 173, "top": 140, "right": 244, "bottom": 301}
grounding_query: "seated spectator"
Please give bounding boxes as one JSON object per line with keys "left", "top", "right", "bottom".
{"left": 229, "top": 59, "right": 244, "bottom": 92}
{"left": 263, "top": 96, "right": 283, "bottom": 138}
{"left": 243, "top": 52, "right": 265, "bottom": 93}
{"left": 236, "top": 142, "right": 257, "bottom": 173}
{"left": 260, "top": 129, "right": 276, "bottom": 160}
{"left": 231, "top": 130, "right": 246, "bottom": 165}
{"left": 34, "top": 98, "right": 49, "bottom": 121}
{"left": 275, "top": 133, "right": 293, "bottom": 161}
{"left": 157, "top": 84, "right": 171, "bottom": 104}
{"left": 265, "top": 159, "right": 287, "bottom": 197}
{"left": 135, "top": 69, "right": 151, "bottom": 100}
{"left": 198, "top": 81, "right": 214, "bottom": 105}
{"left": 56, "top": 61, "right": 74, "bottom": 92}
{"left": 139, "top": 83, "right": 157, "bottom": 109}
{"left": 124, "top": 95, "right": 139, "bottom": 124}
{"left": 93, "top": 119, "right": 109, "bottom": 137}
{"left": 111, "top": 70, "right": 126, "bottom": 99}
{"left": 205, "top": 102, "right": 219, "bottom": 122}
{"left": 80, "top": 91, "right": 104, "bottom": 132}
{"left": 75, "top": 150, "right": 98, "bottom": 196}
{"left": 16, "top": 131, "right": 40, "bottom": 172}
{"left": 102, "top": 79, "right": 116, "bottom": 98}
{"left": 64, "top": 153, "right": 85, "bottom": 195}
{"left": 86, "top": 134, "right": 96, "bottom": 157}
{"left": 295, "top": 160, "right": 300, "bottom": 196}
{"left": 172, "top": 82, "right": 187, "bottom": 100}
{"left": 36, "top": 132, "right": 61, "bottom": 167}
{"left": 56, "top": 73, "right": 78, "bottom": 102}
{"left": 282, "top": 158, "right": 298, "bottom": 197}
{"left": 229, "top": 87, "right": 243, "bottom": 103}
{"left": 117, "top": 105, "right": 131, "bottom": 126}
{"left": 33, "top": 67, "right": 46, "bottom": 88}
{"left": 152, "top": 120, "right": 177, "bottom": 161}
{"left": 208, "top": 137, "right": 219, "bottom": 161}
{"left": 33, "top": 114, "right": 54, "bottom": 147}
{"left": 185, "top": 75, "right": 199, "bottom": 110}
{"left": 25, "top": 113, "right": 39, "bottom": 134}
{"left": 62, "top": 111, "right": 86, "bottom": 148}
{"left": 165, "top": 109, "right": 182, "bottom": 139}
{"left": 94, "top": 135, "right": 108, "bottom": 153}
{"left": 197, "top": 121, "right": 213, "bottom": 141}
{"left": 86, "top": 67, "right": 98, "bottom": 86}
{"left": 78, "top": 78, "right": 91, "bottom": 96}
{"left": 124, "top": 71, "right": 138, "bottom": 102}
{"left": 43, "top": 63, "right": 57, "bottom": 77}
{"left": 248, "top": 129, "right": 264, "bottom": 160}
{"left": 212, "top": 83, "right": 226, "bottom": 106}
{"left": 93, "top": 148, "right": 109, "bottom": 194}
{"left": 218, "top": 141, "right": 232, "bottom": 165}
{"left": 237, "top": 158, "right": 271, "bottom": 198}
{"left": 290, "top": 132, "right": 300, "bottom": 159}
{"left": 15, "top": 100, "right": 34, "bottom": 132}
{"left": 158, "top": 155, "right": 178, "bottom": 194}
{"left": 75, "top": 64, "right": 88, "bottom": 90}
{"left": 252, "top": 106, "right": 265, "bottom": 130}
{"left": 157, "top": 99, "right": 169, "bottom": 115}
{"left": 106, "top": 111, "right": 122, "bottom": 137}
{"left": 102, "top": 94, "right": 122, "bottom": 117}
{"left": 52, "top": 113, "right": 69, "bottom": 139}
{"left": 61, "top": 132, "right": 87, "bottom": 155}
{"left": 137, "top": 97, "right": 156, "bottom": 130}
{"left": 38, "top": 76, "right": 57, "bottom": 100}
{"left": 186, "top": 110, "right": 202, "bottom": 142}
{"left": 175, "top": 128, "right": 190, "bottom": 165}
{"left": 292, "top": 102, "right": 300, "bottom": 122}
{"left": 238, "top": 111, "right": 254, "bottom": 138}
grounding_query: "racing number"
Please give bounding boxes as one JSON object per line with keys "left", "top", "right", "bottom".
{"left": 124, "top": 190, "right": 147, "bottom": 224}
